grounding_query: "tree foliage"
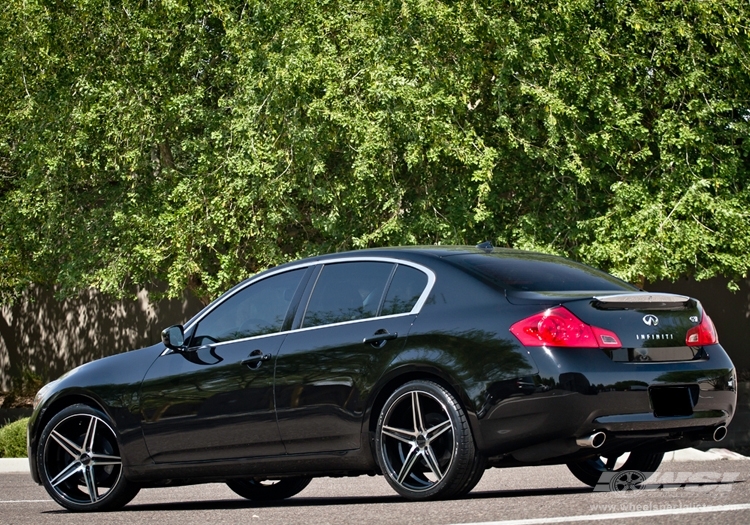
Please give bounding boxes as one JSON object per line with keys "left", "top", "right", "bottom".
{"left": 1, "top": 0, "right": 748, "bottom": 303}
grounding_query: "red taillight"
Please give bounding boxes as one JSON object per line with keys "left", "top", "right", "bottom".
{"left": 510, "top": 306, "right": 622, "bottom": 348}
{"left": 686, "top": 314, "right": 718, "bottom": 346}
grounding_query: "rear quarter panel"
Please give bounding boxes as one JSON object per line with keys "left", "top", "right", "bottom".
{"left": 376, "top": 261, "right": 539, "bottom": 451}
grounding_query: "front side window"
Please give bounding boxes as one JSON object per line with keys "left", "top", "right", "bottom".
{"left": 303, "top": 262, "right": 394, "bottom": 328}
{"left": 191, "top": 269, "right": 305, "bottom": 345}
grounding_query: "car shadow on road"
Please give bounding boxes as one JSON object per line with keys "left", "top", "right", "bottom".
{"left": 42, "top": 486, "right": 592, "bottom": 513}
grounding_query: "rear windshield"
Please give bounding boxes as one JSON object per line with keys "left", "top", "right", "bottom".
{"left": 448, "top": 253, "right": 636, "bottom": 292}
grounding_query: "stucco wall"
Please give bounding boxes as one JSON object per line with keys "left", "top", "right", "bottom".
{"left": 0, "top": 287, "right": 203, "bottom": 391}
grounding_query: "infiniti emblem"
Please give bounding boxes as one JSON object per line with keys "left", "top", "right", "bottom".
{"left": 643, "top": 314, "right": 659, "bottom": 326}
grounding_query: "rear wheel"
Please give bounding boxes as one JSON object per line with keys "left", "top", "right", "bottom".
{"left": 567, "top": 451, "right": 664, "bottom": 488}
{"left": 375, "top": 380, "right": 478, "bottom": 500}
{"left": 38, "top": 404, "right": 140, "bottom": 512}
{"left": 226, "top": 477, "right": 311, "bottom": 501}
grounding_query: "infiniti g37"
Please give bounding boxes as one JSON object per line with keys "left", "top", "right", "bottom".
{"left": 27, "top": 246, "right": 737, "bottom": 511}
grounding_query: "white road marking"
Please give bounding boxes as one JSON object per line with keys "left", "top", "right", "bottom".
{"left": 0, "top": 500, "right": 53, "bottom": 503}
{"left": 454, "top": 503, "right": 750, "bottom": 525}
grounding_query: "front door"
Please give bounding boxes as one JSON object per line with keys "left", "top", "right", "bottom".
{"left": 140, "top": 268, "right": 307, "bottom": 462}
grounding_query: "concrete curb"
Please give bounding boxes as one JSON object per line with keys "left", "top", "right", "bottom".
{"left": 0, "top": 448, "right": 746, "bottom": 475}
{"left": 0, "top": 458, "right": 30, "bottom": 473}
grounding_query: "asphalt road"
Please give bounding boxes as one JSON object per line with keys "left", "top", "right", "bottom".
{"left": 2, "top": 461, "right": 749, "bottom": 525}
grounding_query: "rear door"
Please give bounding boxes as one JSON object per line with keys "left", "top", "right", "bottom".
{"left": 274, "top": 260, "right": 432, "bottom": 454}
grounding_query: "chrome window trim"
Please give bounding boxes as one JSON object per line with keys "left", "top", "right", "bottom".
{"left": 180, "top": 256, "right": 436, "bottom": 342}
{"left": 166, "top": 310, "right": 420, "bottom": 353}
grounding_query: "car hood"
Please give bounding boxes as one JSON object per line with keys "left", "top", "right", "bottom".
{"left": 38, "top": 343, "right": 165, "bottom": 407}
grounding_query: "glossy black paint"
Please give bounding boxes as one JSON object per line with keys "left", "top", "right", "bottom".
{"left": 28, "top": 246, "right": 737, "bottom": 487}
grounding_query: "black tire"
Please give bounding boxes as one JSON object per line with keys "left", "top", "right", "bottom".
{"left": 567, "top": 451, "right": 665, "bottom": 487}
{"left": 375, "top": 380, "right": 478, "bottom": 500}
{"left": 226, "top": 477, "right": 312, "bottom": 501}
{"left": 38, "top": 404, "right": 140, "bottom": 512}
{"left": 455, "top": 453, "right": 487, "bottom": 497}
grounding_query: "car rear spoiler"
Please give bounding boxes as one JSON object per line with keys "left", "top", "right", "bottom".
{"left": 592, "top": 293, "right": 691, "bottom": 310}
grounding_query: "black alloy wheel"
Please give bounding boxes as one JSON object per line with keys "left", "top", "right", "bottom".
{"left": 375, "top": 380, "right": 480, "bottom": 500}
{"left": 226, "top": 477, "right": 312, "bottom": 501}
{"left": 567, "top": 451, "right": 665, "bottom": 488}
{"left": 38, "top": 404, "right": 140, "bottom": 512}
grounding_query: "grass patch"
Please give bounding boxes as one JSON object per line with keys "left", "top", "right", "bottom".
{"left": 0, "top": 418, "right": 29, "bottom": 458}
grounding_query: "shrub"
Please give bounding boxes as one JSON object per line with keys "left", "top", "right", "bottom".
{"left": 0, "top": 418, "right": 29, "bottom": 458}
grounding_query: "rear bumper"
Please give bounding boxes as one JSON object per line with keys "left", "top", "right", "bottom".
{"left": 476, "top": 344, "right": 736, "bottom": 461}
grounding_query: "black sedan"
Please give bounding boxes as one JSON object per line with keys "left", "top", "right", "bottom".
{"left": 27, "top": 245, "right": 737, "bottom": 511}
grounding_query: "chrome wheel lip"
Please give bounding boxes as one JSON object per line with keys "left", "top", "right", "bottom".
{"left": 42, "top": 413, "right": 123, "bottom": 507}
{"left": 380, "top": 389, "right": 456, "bottom": 493}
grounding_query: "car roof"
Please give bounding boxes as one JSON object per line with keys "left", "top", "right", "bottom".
{"left": 279, "top": 245, "right": 544, "bottom": 265}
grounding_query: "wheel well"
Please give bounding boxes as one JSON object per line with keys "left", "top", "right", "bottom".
{"left": 367, "top": 372, "right": 465, "bottom": 435}
{"left": 37, "top": 395, "right": 105, "bottom": 440}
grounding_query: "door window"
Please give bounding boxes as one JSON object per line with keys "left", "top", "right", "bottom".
{"left": 191, "top": 269, "right": 305, "bottom": 345}
{"left": 302, "top": 262, "right": 394, "bottom": 327}
{"left": 381, "top": 264, "right": 429, "bottom": 316}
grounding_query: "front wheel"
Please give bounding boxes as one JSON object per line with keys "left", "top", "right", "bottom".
{"left": 226, "top": 477, "right": 312, "bottom": 501}
{"left": 38, "top": 404, "right": 140, "bottom": 512}
{"left": 567, "top": 451, "right": 664, "bottom": 488}
{"left": 375, "top": 380, "right": 479, "bottom": 500}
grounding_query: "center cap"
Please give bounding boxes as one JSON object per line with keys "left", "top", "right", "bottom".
{"left": 80, "top": 453, "right": 92, "bottom": 466}
{"left": 416, "top": 435, "right": 427, "bottom": 448}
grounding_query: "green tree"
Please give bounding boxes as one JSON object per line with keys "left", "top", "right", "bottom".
{"left": 0, "top": 0, "right": 748, "bottom": 304}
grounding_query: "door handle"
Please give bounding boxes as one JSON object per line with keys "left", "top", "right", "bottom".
{"left": 363, "top": 331, "right": 398, "bottom": 347}
{"left": 242, "top": 350, "right": 271, "bottom": 369}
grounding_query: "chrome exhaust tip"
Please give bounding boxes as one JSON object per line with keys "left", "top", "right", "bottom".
{"left": 576, "top": 431, "right": 606, "bottom": 449}
{"left": 713, "top": 426, "right": 727, "bottom": 442}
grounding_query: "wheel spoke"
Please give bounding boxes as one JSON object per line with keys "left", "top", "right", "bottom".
{"left": 411, "top": 392, "right": 425, "bottom": 433}
{"left": 50, "top": 430, "right": 82, "bottom": 460}
{"left": 83, "top": 465, "right": 98, "bottom": 503}
{"left": 422, "top": 445, "right": 444, "bottom": 481}
{"left": 49, "top": 460, "right": 83, "bottom": 488}
{"left": 425, "top": 419, "right": 452, "bottom": 441}
{"left": 84, "top": 416, "right": 97, "bottom": 453}
{"left": 90, "top": 452, "right": 121, "bottom": 467}
{"left": 382, "top": 425, "right": 416, "bottom": 444}
{"left": 396, "top": 445, "right": 421, "bottom": 484}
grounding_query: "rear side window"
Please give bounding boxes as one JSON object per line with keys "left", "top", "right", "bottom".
{"left": 303, "top": 262, "right": 394, "bottom": 327}
{"left": 382, "top": 265, "right": 428, "bottom": 315}
{"left": 450, "top": 253, "right": 635, "bottom": 292}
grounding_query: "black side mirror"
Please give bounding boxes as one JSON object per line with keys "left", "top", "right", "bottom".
{"left": 161, "top": 325, "right": 185, "bottom": 350}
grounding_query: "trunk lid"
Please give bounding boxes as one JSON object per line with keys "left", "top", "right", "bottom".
{"left": 507, "top": 290, "right": 709, "bottom": 360}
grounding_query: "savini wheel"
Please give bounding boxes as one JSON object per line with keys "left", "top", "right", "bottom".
{"left": 375, "top": 380, "right": 479, "bottom": 500}
{"left": 38, "top": 404, "right": 140, "bottom": 512}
